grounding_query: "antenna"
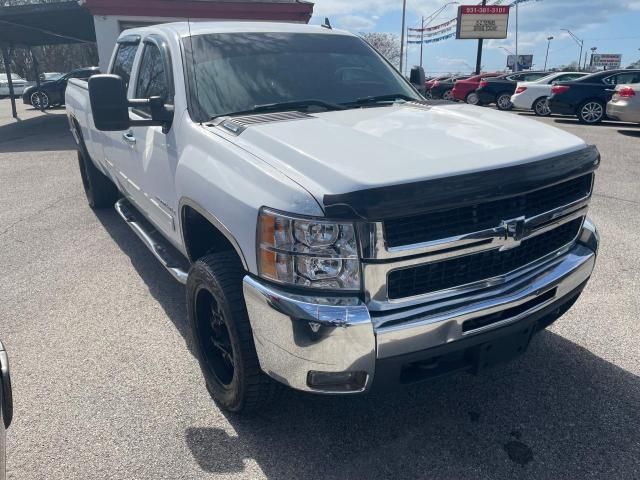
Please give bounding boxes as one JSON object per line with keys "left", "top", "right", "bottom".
{"left": 186, "top": 17, "right": 203, "bottom": 123}
{"left": 321, "top": 17, "right": 332, "bottom": 29}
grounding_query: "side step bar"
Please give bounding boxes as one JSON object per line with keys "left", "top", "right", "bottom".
{"left": 115, "top": 198, "right": 189, "bottom": 284}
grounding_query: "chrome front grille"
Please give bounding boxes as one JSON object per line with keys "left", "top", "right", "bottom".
{"left": 386, "top": 218, "right": 583, "bottom": 299}
{"left": 383, "top": 174, "right": 593, "bottom": 247}
{"left": 360, "top": 173, "right": 594, "bottom": 310}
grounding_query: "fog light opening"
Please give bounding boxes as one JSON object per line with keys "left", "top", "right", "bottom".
{"left": 307, "top": 371, "right": 367, "bottom": 392}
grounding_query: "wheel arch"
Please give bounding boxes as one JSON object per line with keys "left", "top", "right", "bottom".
{"left": 179, "top": 197, "right": 249, "bottom": 270}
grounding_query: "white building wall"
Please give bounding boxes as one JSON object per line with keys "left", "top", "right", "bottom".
{"left": 93, "top": 15, "right": 186, "bottom": 72}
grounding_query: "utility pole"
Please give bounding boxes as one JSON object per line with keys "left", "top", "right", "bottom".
{"left": 514, "top": 0, "right": 519, "bottom": 72}
{"left": 399, "top": 0, "right": 407, "bottom": 74}
{"left": 544, "top": 36, "right": 553, "bottom": 70}
{"left": 420, "top": 16, "right": 424, "bottom": 68}
{"left": 474, "top": 0, "right": 487, "bottom": 74}
{"left": 1, "top": 46, "right": 17, "bottom": 118}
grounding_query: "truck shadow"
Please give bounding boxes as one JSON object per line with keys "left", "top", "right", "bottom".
{"left": 185, "top": 330, "right": 640, "bottom": 479}
{"left": 93, "top": 209, "right": 194, "bottom": 354}
{"left": 91, "top": 208, "right": 639, "bottom": 479}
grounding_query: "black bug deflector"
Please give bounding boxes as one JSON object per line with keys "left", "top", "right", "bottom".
{"left": 322, "top": 145, "right": 600, "bottom": 221}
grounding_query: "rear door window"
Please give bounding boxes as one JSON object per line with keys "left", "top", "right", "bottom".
{"left": 111, "top": 43, "right": 139, "bottom": 88}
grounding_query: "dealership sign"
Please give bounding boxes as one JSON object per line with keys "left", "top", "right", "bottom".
{"left": 591, "top": 54, "right": 622, "bottom": 69}
{"left": 456, "top": 5, "right": 510, "bottom": 39}
{"left": 507, "top": 55, "right": 533, "bottom": 70}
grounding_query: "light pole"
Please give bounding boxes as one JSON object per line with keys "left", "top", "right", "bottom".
{"left": 514, "top": 0, "right": 519, "bottom": 72}
{"left": 415, "top": 2, "right": 459, "bottom": 72}
{"left": 561, "top": 28, "right": 584, "bottom": 71}
{"left": 544, "top": 36, "right": 553, "bottom": 70}
{"left": 399, "top": 0, "right": 407, "bottom": 74}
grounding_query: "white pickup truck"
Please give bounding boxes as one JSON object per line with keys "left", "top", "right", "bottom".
{"left": 66, "top": 22, "right": 600, "bottom": 413}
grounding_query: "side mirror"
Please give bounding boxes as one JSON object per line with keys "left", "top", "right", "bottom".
{"left": 89, "top": 74, "right": 131, "bottom": 131}
{"left": 88, "top": 74, "right": 174, "bottom": 133}
{"left": 409, "top": 66, "right": 426, "bottom": 94}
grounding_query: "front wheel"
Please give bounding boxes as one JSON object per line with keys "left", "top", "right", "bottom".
{"left": 577, "top": 100, "right": 605, "bottom": 124}
{"left": 186, "top": 253, "right": 281, "bottom": 413}
{"left": 533, "top": 97, "right": 551, "bottom": 116}
{"left": 496, "top": 93, "right": 513, "bottom": 110}
{"left": 30, "top": 91, "right": 49, "bottom": 109}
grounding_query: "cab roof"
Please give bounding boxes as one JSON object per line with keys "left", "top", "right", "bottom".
{"left": 121, "top": 21, "right": 354, "bottom": 39}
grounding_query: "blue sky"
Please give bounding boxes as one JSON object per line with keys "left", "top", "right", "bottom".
{"left": 311, "top": 0, "right": 640, "bottom": 74}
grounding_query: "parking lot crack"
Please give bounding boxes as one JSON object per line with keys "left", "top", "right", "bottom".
{"left": 593, "top": 192, "right": 640, "bottom": 206}
{"left": 0, "top": 195, "right": 74, "bottom": 238}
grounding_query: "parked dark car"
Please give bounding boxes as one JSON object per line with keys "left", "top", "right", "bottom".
{"left": 0, "top": 341, "right": 12, "bottom": 480}
{"left": 548, "top": 69, "right": 640, "bottom": 124}
{"left": 22, "top": 67, "right": 100, "bottom": 109}
{"left": 427, "top": 75, "right": 471, "bottom": 100}
{"left": 475, "top": 71, "right": 549, "bottom": 110}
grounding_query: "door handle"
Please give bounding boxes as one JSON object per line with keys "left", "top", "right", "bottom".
{"left": 122, "top": 131, "right": 136, "bottom": 146}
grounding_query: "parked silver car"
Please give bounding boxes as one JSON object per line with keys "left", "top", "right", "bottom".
{"left": 607, "top": 83, "right": 640, "bottom": 123}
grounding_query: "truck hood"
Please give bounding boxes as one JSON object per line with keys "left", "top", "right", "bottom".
{"left": 227, "top": 103, "right": 586, "bottom": 202}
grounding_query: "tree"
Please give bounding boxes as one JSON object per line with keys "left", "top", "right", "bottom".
{"left": 359, "top": 32, "right": 401, "bottom": 69}
{"left": 0, "top": 0, "right": 98, "bottom": 79}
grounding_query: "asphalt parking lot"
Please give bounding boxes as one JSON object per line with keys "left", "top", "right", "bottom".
{"left": 1, "top": 98, "right": 639, "bottom": 480}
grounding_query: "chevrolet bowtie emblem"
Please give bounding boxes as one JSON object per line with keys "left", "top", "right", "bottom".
{"left": 499, "top": 216, "right": 526, "bottom": 251}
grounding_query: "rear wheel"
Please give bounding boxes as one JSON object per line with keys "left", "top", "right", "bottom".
{"left": 533, "top": 97, "right": 551, "bottom": 116}
{"left": 496, "top": 92, "right": 513, "bottom": 110}
{"left": 577, "top": 100, "right": 605, "bottom": 124}
{"left": 187, "top": 253, "right": 281, "bottom": 413}
{"left": 425, "top": 89, "right": 433, "bottom": 99}
{"left": 77, "top": 150, "right": 118, "bottom": 209}
{"left": 442, "top": 89, "right": 454, "bottom": 101}
{"left": 465, "top": 92, "right": 481, "bottom": 105}
{"left": 30, "top": 91, "right": 49, "bottom": 109}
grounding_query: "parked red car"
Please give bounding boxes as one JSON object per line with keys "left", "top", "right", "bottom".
{"left": 424, "top": 75, "right": 450, "bottom": 92}
{"left": 451, "top": 73, "right": 501, "bottom": 105}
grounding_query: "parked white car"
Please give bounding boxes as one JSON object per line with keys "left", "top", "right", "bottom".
{"left": 606, "top": 83, "right": 640, "bottom": 124}
{"left": 0, "top": 73, "right": 30, "bottom": 97}
{"left": 511, "top": 72, "right": 587, "bottom": 116}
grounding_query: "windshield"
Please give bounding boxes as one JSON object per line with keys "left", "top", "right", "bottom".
{"left": 184, "top": 32, "right": 420, "bottom": 120}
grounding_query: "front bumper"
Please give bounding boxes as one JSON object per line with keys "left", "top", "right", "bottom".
{"left": 243, "top": 221, "right": 598, "bottom": 394}
{"left": 511, "top": 93, "right": 533, "bottom": 110}
{"left": 548, "top": 97, "right": 575, "bottom": 115}
{"left": 476, "top": 90, "right": 495, "bottom": 104}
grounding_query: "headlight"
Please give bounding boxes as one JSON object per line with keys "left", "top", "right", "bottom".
{"left": 257, "top": 208, "right": 360, "bottom": 290}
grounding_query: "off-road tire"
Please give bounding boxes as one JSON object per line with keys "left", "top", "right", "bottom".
{"left": 186, "top": 253, "right": 281, "bottom": 413}
{"left": 77, "top": 150, "right": 118, "bottom": 209}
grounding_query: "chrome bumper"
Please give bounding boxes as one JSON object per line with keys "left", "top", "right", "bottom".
{"left": 242, "top": 221, "right": 598, "bottom": 394}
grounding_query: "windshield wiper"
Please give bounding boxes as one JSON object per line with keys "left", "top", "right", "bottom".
{"left": 211, "top": 99, "right": 346, "bottom": 120}
{"left": 343, "top": 93, "right": 417, "bottom": 107}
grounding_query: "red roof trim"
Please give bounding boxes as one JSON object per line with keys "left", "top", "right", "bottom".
{"left": 85, "top": 0, "right": 313, "bottom": 22}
